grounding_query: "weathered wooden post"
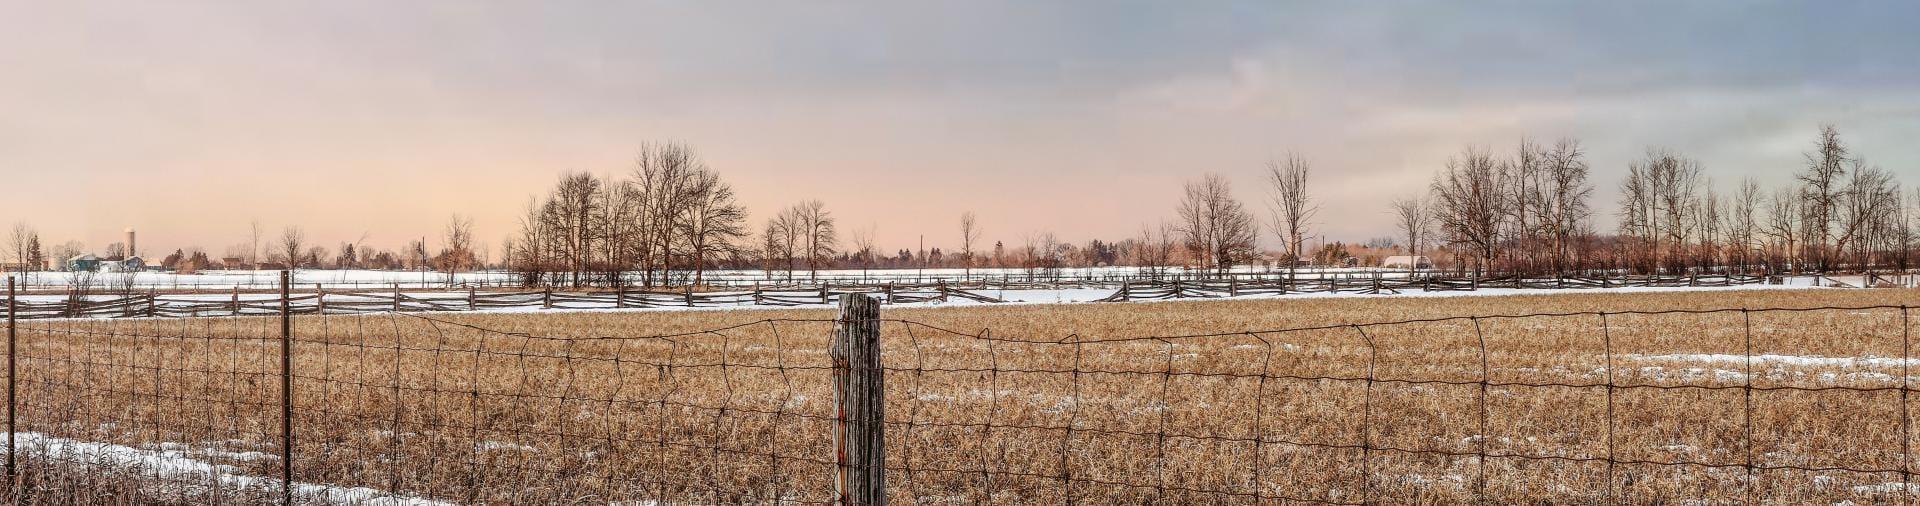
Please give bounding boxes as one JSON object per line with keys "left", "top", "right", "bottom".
{"left": 7, "top": 277, "right": 15, "bottom": 480}
{"left": 277, "top": 271, "right": 294, "bottom": 505}
{"left": 316, "top": 288, "right": 326, "bottom": 315}
{"left": 231, "top": 286, "right": 241, "bottom": 316}
{"left": 831, "top": 294, "right": 885, "bottom": 505}
{"left": 467, "top": 286, "right": 476, "bottom": 311}
{"left": 392, "top": 283, "right": 401, "bottom": 313}
{"left": 685, "top": 285, "right": 695, "bottom": 308}
{"left": 542, "top": 287, "right": 553, "bottom": 310}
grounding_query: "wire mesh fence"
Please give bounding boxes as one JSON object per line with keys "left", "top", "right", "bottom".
{"left": 2, "top": 275, "right": 1917, "bottom": 503}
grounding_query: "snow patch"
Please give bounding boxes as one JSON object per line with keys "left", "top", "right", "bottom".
{"left": 13, "top": 432, "right": 450, "bottom": 505}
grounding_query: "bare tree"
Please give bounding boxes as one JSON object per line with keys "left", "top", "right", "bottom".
{"left": 279, "top": 226, "right": 306, "bottom": 271}
{"left": 1617, "top": 148, "right": 1701, "bottom": 273}
{"left": 850, "top": 224, "right": 877, "bottom": 280}
{"left": 1179, "top": 174, "right": 1258, "bottom": 275}
{"left": 1833, "top": 159, "right": 1896, "bottom": 272}
{"left": 795, "top": 200, "right": 837, "bottom": 281}
{"left": 1797, "top": 124, "right": 1849, "bottom": 272}
{"left": 763, "top": 208, "right": 802, "bottom": 281}
{"left": 1540, "top": 139, "right": 1592, "bottom": 273}
{"left": 630, "top": 143, "right": 702, "bottom": 286}
{"left": 440, "top": 214, "right": 475, "bottom": 284}
{"left": 679, "top": 167, "right": 748, "bottom": 285}
{"left": 1763, "top": 187, "right": 1802, "bottom": 273}
{"left": 1389, "top": 195, "right": 1431, "bottom": 277}
{"left": 1430, "top": 146, "right": 1509, "bottom": 275}
{"left": 1731, "top": 178, "right": 1762, "bottom": 272}
{"left": 959, "top": 212, "right": 980, "bottom": 278}
{"left": 249, "top": 220, "right": 263, "bottom": 270}
{"left": 1265, "top": 154, "right": 1316, "bottom": 275}
{"left": 7, "top": 223, "right": 34, "bottom": 275}
{"left": 550, "top": 172, "right": 603, "bottom": 287}
{"left": 1132, "top": 223, "right": 1180, "bottom": 279}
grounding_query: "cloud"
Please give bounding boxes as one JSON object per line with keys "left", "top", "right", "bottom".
{"left": 1, "top": 3, "right": 1916, "bottom": 252}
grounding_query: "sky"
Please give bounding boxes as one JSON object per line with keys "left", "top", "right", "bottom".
{"left": 3, "top": 2, "right": 1918, "bottom": 257}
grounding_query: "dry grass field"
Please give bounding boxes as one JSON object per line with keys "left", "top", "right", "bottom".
{"left": 11, "top": 287, "right": 1920, "bottom": 504}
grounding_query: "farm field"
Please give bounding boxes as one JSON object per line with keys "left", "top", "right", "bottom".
{"left": 10, "top": 288, "right": 1920, "bottom": 504}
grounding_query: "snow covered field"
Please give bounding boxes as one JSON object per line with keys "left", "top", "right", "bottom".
{"left": 0, "top": 265, "right": 1631, "bottom": 290}
{"left": 0, "top": 279, "right": 1833, "bottom": 321}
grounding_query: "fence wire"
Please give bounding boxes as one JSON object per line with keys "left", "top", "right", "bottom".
{"left": 2, "top": 303, "right": 1917, "bottom": 504}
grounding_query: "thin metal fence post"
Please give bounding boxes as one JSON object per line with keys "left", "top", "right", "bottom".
{"left": 832, "top": 293, "right": 885, "bottom": 505}
{"left": 279, "top": 270, "right": 294, "bottom": 505}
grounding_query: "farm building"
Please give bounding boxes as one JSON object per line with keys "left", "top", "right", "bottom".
{"left": 99, "top": 256, "right": 145, "bottom": 273}
{"left": 1381, "top": 255, "right": 1432, "bottom": 270}
{"left": 66, "top": 254, "right": 100, "bottom": 272}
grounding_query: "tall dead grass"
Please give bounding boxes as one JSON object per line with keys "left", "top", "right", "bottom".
{"left": 10, "top": 288, "right": 1920, "bottom": 504}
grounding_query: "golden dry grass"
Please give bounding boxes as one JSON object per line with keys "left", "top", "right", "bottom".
{"left": 11, "top": 287, "right": 1920, "bottom": 504}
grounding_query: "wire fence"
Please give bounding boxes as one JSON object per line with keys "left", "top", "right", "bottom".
{"left": 2, "top": 274, "right": 1917, "bottom": 503}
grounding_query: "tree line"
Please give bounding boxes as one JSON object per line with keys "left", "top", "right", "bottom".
{"left": 6, "top": 125, "right": 1911, "bottom": 286}
{"left": 1141, "top": 124, "right": 1913, "bottom": 279}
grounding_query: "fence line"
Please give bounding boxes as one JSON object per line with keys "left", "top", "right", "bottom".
{"left": 13, "top": 268, "right": 1885, "bottom": 293}
{"left": 0, "top": 273, "right": 1841, "bottom": 321}
{"left": 1, "top": 272, "right": 1915, "bottom": 503}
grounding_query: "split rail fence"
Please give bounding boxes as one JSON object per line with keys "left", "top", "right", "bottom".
{"left": 0, "top": 273, "right": 1855, "bottom": 321}
{"left": 2, "top": 274, "right": 1916, "bottom": 503}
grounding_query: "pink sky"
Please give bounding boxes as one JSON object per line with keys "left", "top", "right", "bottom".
{"left": 4, "top": 3, "right": 1916, "bottom": 257}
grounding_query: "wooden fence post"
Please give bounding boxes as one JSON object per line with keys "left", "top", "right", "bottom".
{"left": 316, "top": 288, "right": 326, "bottom": 315}
{"left": 543, "top": 288, "right": 553, "bottom": 310}
{"left": 7, "top": 276, "right": 15, "bottom": 481}
{"left": 392, "top": 284, "right": 401, "bottom": 313}
{"left": 468, "top": 286, "right": 476, "bottom": 311}
{"left": 231, "top": 286, "right": 240, "bottom": 316}
{"left": 832, "top": 294, "right": 885, "bottom": 505}
{"left": 277, "top": 270, "right": 294, "bottom": 505}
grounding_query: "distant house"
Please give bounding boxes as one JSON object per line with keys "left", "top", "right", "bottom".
{"left": 67, "top": 254, "right": 100, "bottom": 272}
{"left": 221, "top": 257, "right": 246, "bottom": 270}
{"left": 1381, "top": 255, "right": 1433, "bottom": 270}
